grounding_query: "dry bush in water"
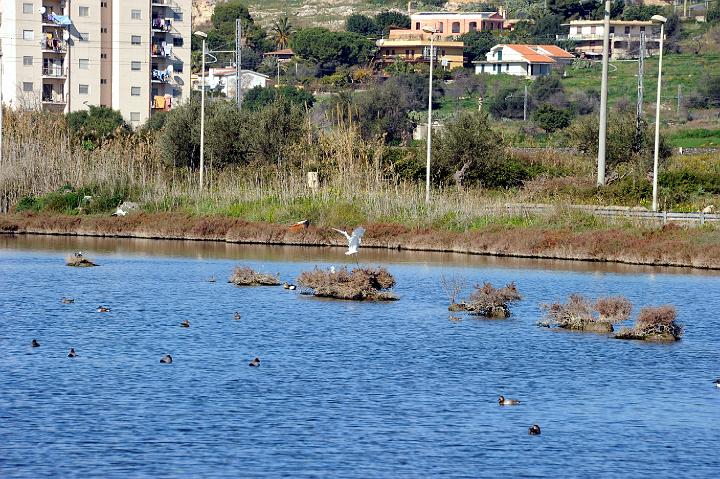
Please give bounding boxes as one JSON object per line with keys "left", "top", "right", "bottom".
{"left": 594, "top": 296, "right": 633, "bottom": 323}
{"left": 615, "top": 305, "right": 683, "bottom": 341}
{"left": 540, "top": 294, "right": 631, "bottom": 333}
{"left": 65, "top": 255, "right": 98, "bottom": 267}
{"left": 451, "top": 282, "right": 521, "bottom": 318}
{"left": 229, "top": 266, "right": 280, "bottom": 286}
{"left": 440, "top": 273, "right": 465, "bottom": 305}
{"left": 296, "top": 266, "right": 397, "bottom": 301}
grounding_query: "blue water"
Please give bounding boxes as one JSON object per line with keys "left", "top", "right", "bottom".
{"left": 1, "top": 236, "right": 719, "bottom": 478}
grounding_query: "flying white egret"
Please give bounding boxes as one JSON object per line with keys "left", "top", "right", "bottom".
{"left": 332, "top": 227, "right": 365, "bottom": 256}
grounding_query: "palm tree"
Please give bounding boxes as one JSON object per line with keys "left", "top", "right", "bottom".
{"left": 271, "top": 16, "right": 293, "bottom": 50}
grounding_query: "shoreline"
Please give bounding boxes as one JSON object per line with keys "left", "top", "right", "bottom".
{"left": 1, "top": 212, "right": 719, "bottom": 270}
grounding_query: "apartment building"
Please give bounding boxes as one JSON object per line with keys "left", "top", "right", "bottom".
{"left": 0, "top": 0, "right": 191, "bottom": 126}
{"left": 561, "top": 20, "right": 662, "bottom": 59}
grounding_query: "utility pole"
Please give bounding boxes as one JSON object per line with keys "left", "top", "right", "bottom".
{"left": 597, "top": 0, "right": 611, "bottom": 186}
{"left": 277, "top": 60, "right": 281, "bottom": 86}
{"left": 636, "top": 31, "right": 645, "bottom": 129}
{"left": 523, "top": 84, "right": 527, "bottom": 121}
{"left": 235, "top": 18, "right": 242, "bottom": 110}
{"left": 677, "top": 84, "right": 682, "bottom": 119}
{"left": 0, "top": 49, "right": 4, "bottom": 171}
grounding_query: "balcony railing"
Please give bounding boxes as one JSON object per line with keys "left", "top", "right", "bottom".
{"left": 42, "top": 93, "right": 67, "bottom": 103}
{"left": 42, "top": 66, "right": 67, "bottom": 78}
{"left": 41, "top": 38, "right": 67, "bottom": 52}
{"left": 41, "top": 12, "right": 72, "bottom": 27}
{"left": 558, "top": 33, "right": 661, "bottom": 41}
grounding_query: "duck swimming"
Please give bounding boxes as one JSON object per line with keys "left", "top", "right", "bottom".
{"left": 249, "top": 357, "right": 261, "bottom": 367}
{"left": 288, "top": 284, "right": 297, "bottom": 291}
{"left": 61, "top": 297, "right": 74, "bottom": 304}
{"left": 160, "top": 354, "right": 173, "bottom": 364}
{"left": 283, "top": 282, "right": 290, "bottom": 289}
{"left": 528, "top": 424, "right": 541, "bottom": 435}
{"left": 31, "top": 339, "right": 40, "bottom": 348}
{"left": 97, "top": 306, "right": 110, "bottom": 313}
{"left": 498, "top": 395, "right": 521, "bottom": 405}
{"left": 68, "top": 348, "right": 78, "bottom": 358}
{"left": 234, "top": 312, "right": 241, "bottom": 321}
{"left": 181, "top": 320, "right": 190, "bottom": 328}
{"left": 714, "top": 379, "right": 720, "bottom": 388}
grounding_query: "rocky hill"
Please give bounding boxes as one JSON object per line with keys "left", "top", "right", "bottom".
{"left": 192, "top": 1, "right": 413, "bottom": 29}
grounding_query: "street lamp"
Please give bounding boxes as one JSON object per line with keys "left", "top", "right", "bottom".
{"left": 194, "top": 31, "right": 208, "bottom": 191}
{"left": 650, "top": 14, "right": 667, "bottom": 212}
{"left": 421, "top": 25, "right": 436, "bottom": 204}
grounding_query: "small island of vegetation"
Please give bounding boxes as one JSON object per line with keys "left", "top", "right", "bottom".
{"left": 614, "top": 305, "right": 683, "bottom": 342}
{"left": 296, "top": 266, "right": 398, "bottom": 301}
{"left": 449, "top": 282, "right": 522, "bottom": 319}
{"left": 539, "top": 294, "right": 632, "bottom": 333}
{"left": 229, "top": 266, "right": 281, "bottom": 286}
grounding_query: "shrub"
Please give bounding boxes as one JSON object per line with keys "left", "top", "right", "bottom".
{"left": 229, "top": 266, "right": 281, "bottom": 286}
{"left": 66, "top": 105, "right": 129, "bottom": 148}
{"left": 297, "top": 266, "right": 398, "bottom": 301}
{"left": 532, "top": 103, "right": 573, "bottom": 133}
{"left": 615, "top": 305, "right": 683, "bottom": 341}
{"left": 451, "top": 282, "right": 521, "bottom": 318}
{"left": 540, "top": 294, "right": 632, "bottom": 333}
{"left": 66, "top": 255, "right": 98, "bottom": 267}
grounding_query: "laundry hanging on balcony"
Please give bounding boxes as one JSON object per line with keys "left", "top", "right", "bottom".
{"left": 48, "top": 13, "right": 72, "bottom": 26}
{"left": 152, "top": 65, "right": 174, "bottom": 82}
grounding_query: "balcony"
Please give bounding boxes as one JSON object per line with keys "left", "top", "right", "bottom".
{"left": 42, "top": 66, "right": 67, "bottom": 79}
{"left": 41, "top": 12, "right": 72, "bottom": 28}
{"left": 41, "top": 38, "right": 67, "bottom": 53}
{"left": 42, "top": 93, "right": 66, "bottom": 104}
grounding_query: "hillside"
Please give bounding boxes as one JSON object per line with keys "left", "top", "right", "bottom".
{"left": 192, "top": 0, "right": 408, "bottom": 29}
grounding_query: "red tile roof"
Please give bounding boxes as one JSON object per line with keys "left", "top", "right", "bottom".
{"left": 507, "top": 45, "right": 556, "bottom": 64}
{"left": 537, "top": 45, "right": 575, "bottom": 58}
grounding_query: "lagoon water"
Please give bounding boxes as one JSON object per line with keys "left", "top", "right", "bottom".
{"left": 1, "top": 235, "right": 719, "bottom": 478}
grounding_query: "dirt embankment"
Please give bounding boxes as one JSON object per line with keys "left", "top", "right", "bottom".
{"left": 1, "top": 212, "right": 719, "bottom": 270}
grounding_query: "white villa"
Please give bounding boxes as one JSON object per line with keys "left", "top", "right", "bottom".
{"left": 474, "top": 44, "right": 574, "bottom": 78}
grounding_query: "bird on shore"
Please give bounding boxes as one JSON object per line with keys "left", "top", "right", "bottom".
{"left": 31, "top": 339, "right": 40, "bottom": 348}
{"left": 498, "top": 395, "right": 521, "bottom": 405}
{"left": 74, "top": 251, "right": 83, "bottom": 258}
{"left": 181, "top": 320, "right": 190, "bottom": 328}
{"left": 160, "top": 355, "right": 173, "bottom": 364}
{"left": 68, "top": 348, "right": 78, "bottom": 358}
{"left": 97, "top": 306, "right": 110, "bottom": 313}
{"left": 289, "top": 219, "right": 310, "bottom": 232}
{"left": 332, "top": 226, "right": 365, "bottom": 256}
{"left": 61, "top": 297, "right": 74, "bottom": 304}
{"left": 234, "top": 312, "right": 241, "bottom": 321}
{"left": 528, "top": 425, "right": 541, "bottom": 435}
{"left": 249, "top": 357, "right": 261, "bottom": 367}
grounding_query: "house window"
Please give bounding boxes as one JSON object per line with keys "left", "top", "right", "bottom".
{"left": 609, "top": 26, "right": 615, "bottom": 34}
{"left": 438, "top": 23, "right": 444, "bottom": 33}
{"left": 23, "top": 82, "right": 33, "bottom": 92}
{"left": 490, "top": 23, "right": 494, "bottom": 30}
{"left": 391, "top": 49, "right": 395, "bottom": 55}
{"left": 469, "top": 22, "right": 477, "bottom": 31}
{"left": 174, "top": 12, "right": 184, "bottom": 22}
{"left": 23, "top": 3, "right": 33, "bottom": 14}
{"left": 23, "top": 56, "right": 33, "bottom": 66}
{"left": 101, "top": 27, "right": 107, "bottom": 33}
{"left": 415, "top": 22, "right": 420, "bottom": 30}
{"left": 172, "top": 37, "right": 183, "bottom": 47}
{"left": 79, "top": 84, "right": 89, "bottom": 94}
{"left": 451, "top": 22, "right": 460, "bottom": 33}
{"left": 101, "top": 79, "right": 107, "bottom": 85}
{"left": 131, "top": 61, "right": 141, "bottom": 71}
{"left": 130, "top": 112, "right": 140, "bottom": 122}
{"left": 131, "top": 9, "right": 141, "bottom": 20}
{"left": 591, "top": 26, "right": 596, "bottom": 34}
{"left": 79, "top": 58, "right": 89, "bottom": 69}
{"left": 506, "top": 63, "right": 509, "bottom": 71}
{"left": 497, "top": 50, "right": 502, "bottom": 61}
{"left": 174, "top": 62, "right": 183, "bottom": 73}
{"left": 131, "top": 35, "right": 141, "bottom": 45}
{"left": 79, "top": 6, "right": 89, "bottom": 17}
{"left": 405, "top": 49, "right": 410, "bottom": 57}
{"left": 131, "top": 86, "right": 141, "bottom": 96}
{"left": 625, "top": 26, "right": 630, "bottom": 34}
{"left": 22, "top": 30, "right": 34, "bottom": 41}
{"left": 101, "top": 53, "right": 107, "bottom": 59}
{"left": 101, "top": 1, "right": 107, "bottom": 7}
{"left": 640, "top": 26, "right": 645, "bottom": 32}
{"left": 79, "top": 33, "right": 89, "bottom": 42}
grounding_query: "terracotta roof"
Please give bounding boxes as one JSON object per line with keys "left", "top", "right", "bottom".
{"left": 536, "top": 45, "right": 574, "bottom": 58}
{"left": 507, "top": 45, "right": 555, "bottom": 63}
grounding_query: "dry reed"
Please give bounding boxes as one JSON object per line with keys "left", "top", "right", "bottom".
{"left": 615, "top": 305, "right": 683, "bottom": 341}
{"left": 539, "top": 294, "right": 632, "bottom": 333}
{"left": 296, "top": 266, "right": 398, "bottom": 301}
{"left": 228, "top": 266, "right": 280, "bottom": 286}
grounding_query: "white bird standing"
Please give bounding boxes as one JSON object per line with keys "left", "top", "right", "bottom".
{"left": 332, "top": 227, "right": 365, "bottom": 256}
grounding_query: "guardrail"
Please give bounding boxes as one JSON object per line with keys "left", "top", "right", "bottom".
{"left": 493, "top": 203, "right": 719, "bottom": 225}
